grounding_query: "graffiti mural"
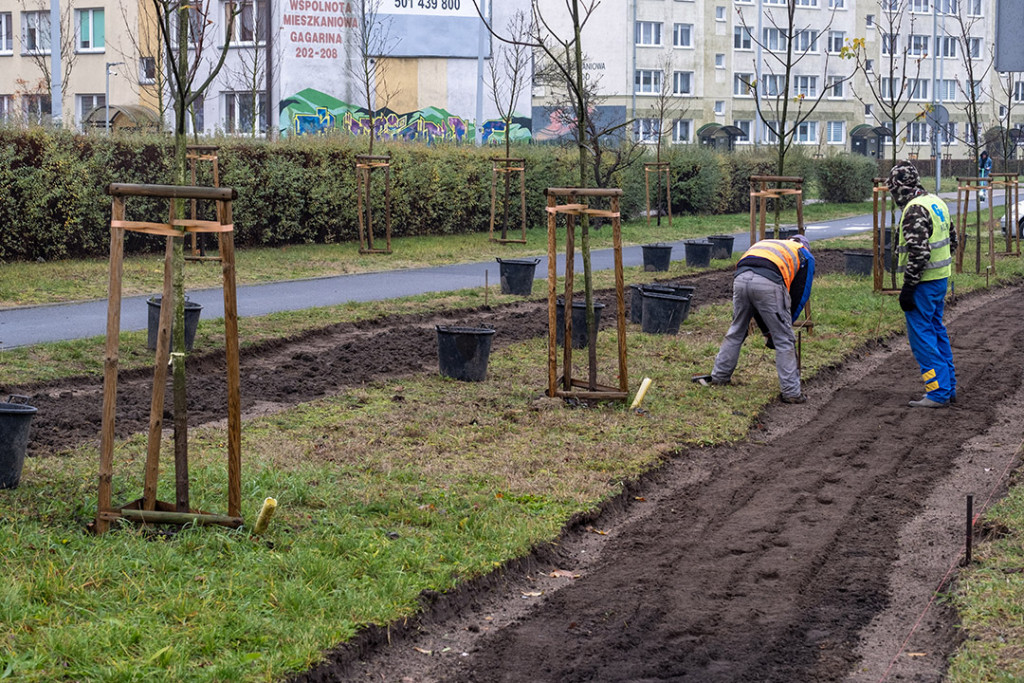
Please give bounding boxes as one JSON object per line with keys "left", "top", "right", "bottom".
{"left": 281, "top": 88, "right": 532, "bottom": 143}
{"left": 531, "top": 105, "right": 628, "bottom": 142}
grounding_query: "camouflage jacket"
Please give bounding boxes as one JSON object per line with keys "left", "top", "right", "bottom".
{"left": 898, "top": 190, "right": 958, "bottom": 287}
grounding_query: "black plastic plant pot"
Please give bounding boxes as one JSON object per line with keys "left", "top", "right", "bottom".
{"left": 640, "top": 292, "right": 691, "bottom": 335}
{"left": 641, "top": 243, "right": 673, "bottom": 272}
{"left": 775, "top": 227, "right": 799, "bottom": 240}
{"left": 496, "top": 258, "right": 541, "bottom": 296}
{"left": 0, "top": 395, "right": 37, "bottom": 489}
{"left": 843, "top": 251, "right": 874, "bottom": 277}
{"left": 555, "top": 299, "right": 606, "bottom": 349}
{"left": 631, "top": 284, "right": 696, "bottom": 324}
{"left": 436, "top": 325, "right": 495, "bottom": 382}
{"left": 683, "top": 240, "right": 713, "bottom": 269}
{"left": 147, "top": 296, "right": 203, "bottom": 352}
{"left": 707, "top": 234, "right": 735, "bottom": 260}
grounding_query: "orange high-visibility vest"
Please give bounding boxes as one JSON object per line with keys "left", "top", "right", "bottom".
{"left": 738, "top": 239, "right": 803, "bottom": 288}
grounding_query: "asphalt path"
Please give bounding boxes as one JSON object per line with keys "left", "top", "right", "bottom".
{"left": 0, "top": 194, "right": 1005, "bottom": 349}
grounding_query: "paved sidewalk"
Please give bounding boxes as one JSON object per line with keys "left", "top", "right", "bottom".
{"left": 0, "top": 193, "right": 1002, "bottom": 349}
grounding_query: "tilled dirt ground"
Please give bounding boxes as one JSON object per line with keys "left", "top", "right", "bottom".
{"left": 7, "top": 250, "right": 1024, "bottom": 682}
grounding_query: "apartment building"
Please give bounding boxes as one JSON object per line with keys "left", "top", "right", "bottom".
{"left": 533, "top": 0, "right": 1006, "bottom": 157}
{"left": 0, "top": 0, "right": 160, "bottom": 128}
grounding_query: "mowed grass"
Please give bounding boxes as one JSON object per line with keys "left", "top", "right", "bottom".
{"left": 0, "top": 203, "right": 872, "bottom": 308}
{"left": 1, "top": 226, "right": 1023, "bottom": 680}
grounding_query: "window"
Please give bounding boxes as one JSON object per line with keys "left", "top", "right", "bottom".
{"left": 0, "top": 13, "right": 12, "bottom": 53}
{"left": 634, "top": 118, "right": 660, "bottom": 143}
{"left": 940, "top": 0, "right": 957, "bottom": 12}
{"left": 865, "top": 104, "right": 874, "bottom": 117}
{"left": 968, "top": 38, "right": 982, "bottom": 59}
{"left": 829, "top": 0, "right": 846, "bottom": 7}
{"left": 22, "top": 11, "right": 50, "bottom": 54}
{"left": 226, "top": 0, "right": 267, "bottom": 44}
{"left": 866, "top": 14, "right": 874, "bottom": 27}
{"left": 763, "top": 121, "right": 779, "bottom": 144}
{"left": 763, "top": 28, "right": 788, "bottom": 51}
{"left": 965, "top": 122, "right": 978, "bottom": 145}
{"left": 965, "top": 0, "right": 981, "bottom": 15}
{"left": 827, "top": 75, "right": 844, "bottom": 98}
{"left": 22, "top": 93, "right": 50, "bottom": 124}
{"left": 635, "top": 21, "right": 662, "bottom": 46}
{"left": 76, "top": 93, "right": 104, "bottom": 125}
{"left": 673, "top": 23, "right": 692, "bottom": 47}
{"left": 139, "top": 56, "right": 156, "bottom": 85}
{"left": 939, "top": 36, "right": 956, "bottom": 58}
{"left": 939, "top": 122, "right": 957, "bottom": 144}
{"left": 715, "top": 6, "right": 726, "bottom": 20}
{"left": 76, "top": 8, "right": 104, "bottom": 51}
{"left": 910, "top": 0, "right": 929, "bottom": 12}
{"left": 908, "top": 78, "right": 929, "bottom": 100}
{"left": 0, "top": 94, "right": 11, "bottom": 120}
{"left": 224, "top": 91, "right": 267, "bottom": 134}
{"left": 827, "top": 31, "right": 845, "bottom": 54}
{"left": 734, "top": 72, "right": 753, "bottom": 96}
{"left": 673, "top": 119, "right": 692, "bottom": 143}
{"left": 881, "top": 0, "right": 899, "bottom": 10}
{"left": 189, "top": 95, "right": 205, "bottom": 134}
{"left": 792, "top": 75, "right": 817, "bottom": 98}
{"left": 940, "top": 79, "right": 957, "bottom": 101}
{"left": 1000, "top": 105, "right": 1008, "bottom": 119}
{"left": 635, "top": 69, "right": 662, "bottom": 95}
{"left": 673, "top": 71, "right": 692, "bottom": 96}
{"left": 827, "top": 120, "right": 844, "bottom": 144}
{"left": 734, "top": 26, "right": 751, "bottom": 50}
{"left": 794, "top": 29, "right": 819, "bottom": 52}
{"left": 880, "top": 78, "right": 896, "bottom": 99}
{"left": 733, "top": 119, "right": 752, "bottom": 142}
{"left": 1014, "top": 81, "right": 1024, "bottom": 102}
{"left": 866, "top": 59, "right": 874, "bottom": 73}
{"left": 881, "top": 33, "right": 897, "bottom": 56}
{"left": 795, "top": 121, "right": 818, "bottom": 143}
{"left": 907, "top": 121, "right": 929, "bottom": 144}
{"left": 908, "top": 35, "right": 929, "bottom": 56}
{"left": 714, "top": 100, "right": 725, "bottom": 114}
{"left": 715, "top": 53, "right": 725, "bottom": 68}
{"left": 794, "top": 0, "right": 817, "bottom": 6}
{"left": 969, "top": 80, "right": 983, "bottom": 98}
{"left": 762, "top": 74, "right": 786, "bottom": 97}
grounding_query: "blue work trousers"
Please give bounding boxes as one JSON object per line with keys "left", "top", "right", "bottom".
{"left": 905, "top": 278, "right": 956, "bottom": 402}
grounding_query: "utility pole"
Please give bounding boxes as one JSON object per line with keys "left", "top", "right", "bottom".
{"left": 49, "top": 0, "right": 62, "bottom": 124}
{"left": 474, "top": 0, "right": 488, "bottom": 145}
{"left": 931, "top": 0, "right": 941, "bottom": 191}
{"left": 266, "top": 0, "right": 274, "bottom": 139}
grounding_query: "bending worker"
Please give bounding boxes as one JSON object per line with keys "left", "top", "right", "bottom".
{"left": 886, "top": 160, "right": 957, "bottom": 408}
{"left": 699, "top": 234, "right": 814, "bottom": 404}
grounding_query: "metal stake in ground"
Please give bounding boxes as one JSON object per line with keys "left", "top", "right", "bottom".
{"left": 964, "top": 494, "right": 974, "bottom": 567}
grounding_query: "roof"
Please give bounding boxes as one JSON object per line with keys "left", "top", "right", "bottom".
{"left": 82, "top": 104, "right": 161, "bottom": 129}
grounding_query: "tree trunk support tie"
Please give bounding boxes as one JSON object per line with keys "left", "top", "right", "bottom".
{"left": 489, "top": 157, "right": 528, "bottom": 244}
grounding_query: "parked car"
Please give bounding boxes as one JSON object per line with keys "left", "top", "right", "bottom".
{"left": 1000, "top": 200, "right": 1024, "bottom": 238}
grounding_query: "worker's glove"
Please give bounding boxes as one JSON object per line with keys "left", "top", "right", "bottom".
{"left": 764, "top": 334, "right": 775, "bottom": 350}
{"left": 899, "top": 283, "right": 917, "bottom": 313}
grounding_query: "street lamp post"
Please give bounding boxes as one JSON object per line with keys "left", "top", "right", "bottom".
{"left": 105, "top": 61, "right": 124, "bottom": 132}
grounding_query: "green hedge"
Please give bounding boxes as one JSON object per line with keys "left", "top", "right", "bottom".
{"left": 816, "top": 153, "right": 878, "bottom": 203}
{"left": 0, "top": 127, "right": 876, "bottom": 262}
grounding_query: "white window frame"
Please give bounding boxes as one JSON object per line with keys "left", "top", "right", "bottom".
{"left": 634, "top": 117, "right": 661, "bottom": 144}
{"left": 673, "top": 23, "right": 692, "bottom": 48}
{"left": 734, "top": 26, "right": 752, "bottom": 50}
{"left": 794, "top": 0, "right": 817, "bottom": 6}
{"left": 673, "top": 119, "right": 692, "bottom": 143}
{"left": 22, "top": 11, "right": 50, "bottom": 55}
{"left": 715, "top": 53, "right": 725, "bottom": 68}
{"left": 733, "top": 119, "right": 752, "bottom": 143}
{"left": 634, "top": 69, "right": 663, "bottom": 95}
{"left": 226, "top": 0, "right": 266, "bottom": 45}
{"left": 22, "top": 93, "right": 50, "bottom": 124}
{"left": 715, "top": 6, "right": 726, "bottom": 21}
{"left": 910, "top": 0, "right": 930, "bottom": 13}
{"left": 793, "top": 29, "right": 819, "bottom": 53}
{"left": 827, "top": 30, "right": 845, "bottom": 54}
{"left": 827, "top": 75, "right": 844, "bottom": 99}
{"left": 906, "top": 120, "right": 929, "bottom": 144}
{"left": 763, "top": 28, "right": 788, "bottom": 51}
{"left": 1014, "top": 81, "right": 1024, "bottom": 103}
{"left": 881, "top": 33, "right": 897, "bottom": 56}
{"left": 795, "top": 121, "right": 818, "bottom": 144}
{"left": 965, "top": 0, "right": 981, "bottom": 15}
{"left": 763, "top": 121, "right": 780, "bottom": 144}
{"left": 829, "top": 0, "right": 846, "bottom": 8}
{"left": 139, "top": 56, "right": 157, "bottom": 85}
{"left": 939, "top": 36, "right": 956, "bottom": 58}
{"left": 968, "top": 37, "right": 982, "bottom": 59}
{"left": 76, "top": 93, "right": 105, "bottom": 125}
{"left": 672, "top": 70, "right": 693, "bottom": 96}
{"left": 827, "top": 120, "right": 844, "bottom": 144}
{"left": 762, "top": 74, "right": 786, "bottom": 97}
{"left": 0, "top": 94, "right": 12, "bottom": 120}
{"left": 940, "top": 79, "right": 957, "bottom": 101}
{"left": 792, "top": 75, "right": 817, "bottom": 98}
{"left": 734, "top": 73, "right": 753, "bottom": 97}
{"left": 75, "top": 8, "right": 104, "bottom": 53}
{"left": 714, "top": 100, "right": 725, "bottom": 115}
{"left": 223, "top": 90, "right": 267, "bottom": 135}
{"left": 635, "top": 21, "right": 662, "bottom": 47}
{"left": 0, "top": 12, "right": 13, "bottom": 54}
{"left": 908, "top": 35, "right": 929, "bottom": 57}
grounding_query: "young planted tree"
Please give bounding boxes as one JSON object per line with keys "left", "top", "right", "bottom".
{"left": 992, "top": 71, "right": 1022, "bottom": 173}
{"left": 640, "top": 55, "right": 690, "bottom": 226}
{"left": 487, "top": 9, "right": 532, "bottom": 241}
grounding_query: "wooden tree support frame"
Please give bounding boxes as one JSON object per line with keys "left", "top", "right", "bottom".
{"left": 185, "top": 145, "right": 221, "bottom": 262}
{"left": 872, "top": 177, "right": 899, "bottom": 293}
{"left": 989, "top": 173, "right": 1021, "bottom": 258}
{"left": 749, "top": 175, "right": 814, "bottom": 334}
{"left": 95, "top": 183, "right": 243, "bottom": 534}
{"left": 644, "top": 162, "right": 672, "bottom": 227}
{"left": 955, "top": 177, "right": 998, "bottom": 276}
{"left": 544, "top": 188, "right": 629, "bottom": 402}
{"left": 356, "top": 154, "right": 393, "bottom": 254}
{"left": 749, "top": 175, "right": 805, "bottom": 243}
{"left": 489, "top": 157, "right": 528, "bottom": 244}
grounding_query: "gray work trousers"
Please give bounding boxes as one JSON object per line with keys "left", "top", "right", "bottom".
{"left": 711, "top": 270, "right": 801, "bottom": 398}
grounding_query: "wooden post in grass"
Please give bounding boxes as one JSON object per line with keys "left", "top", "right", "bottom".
{"left": 957, "top": 177, "right": 997, "bottom": 275}
{"left": 544, "top": 188, "right": 628, "bottom": 402}
{"left": 95, "top": 183, "right": 243, "bottom": 533}
{"left": 644, "top": 162, "right": 672, "bottom": 228}
{"left": 185, "top": 145, "right": 221, "bottom": 261}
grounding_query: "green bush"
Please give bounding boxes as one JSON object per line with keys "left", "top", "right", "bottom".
{"left": 815, "top": 153, "right": 877, "bottom": 203}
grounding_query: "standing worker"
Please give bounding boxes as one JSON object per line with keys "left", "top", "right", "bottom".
{"left": 886, "top": 160, "right": 958, "bottom": 408}
{"left": 978, "top": 150, "right": 992, "bottom": 202}
{"left": 696, "top": 235, "right": 815, "bottom": 404}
